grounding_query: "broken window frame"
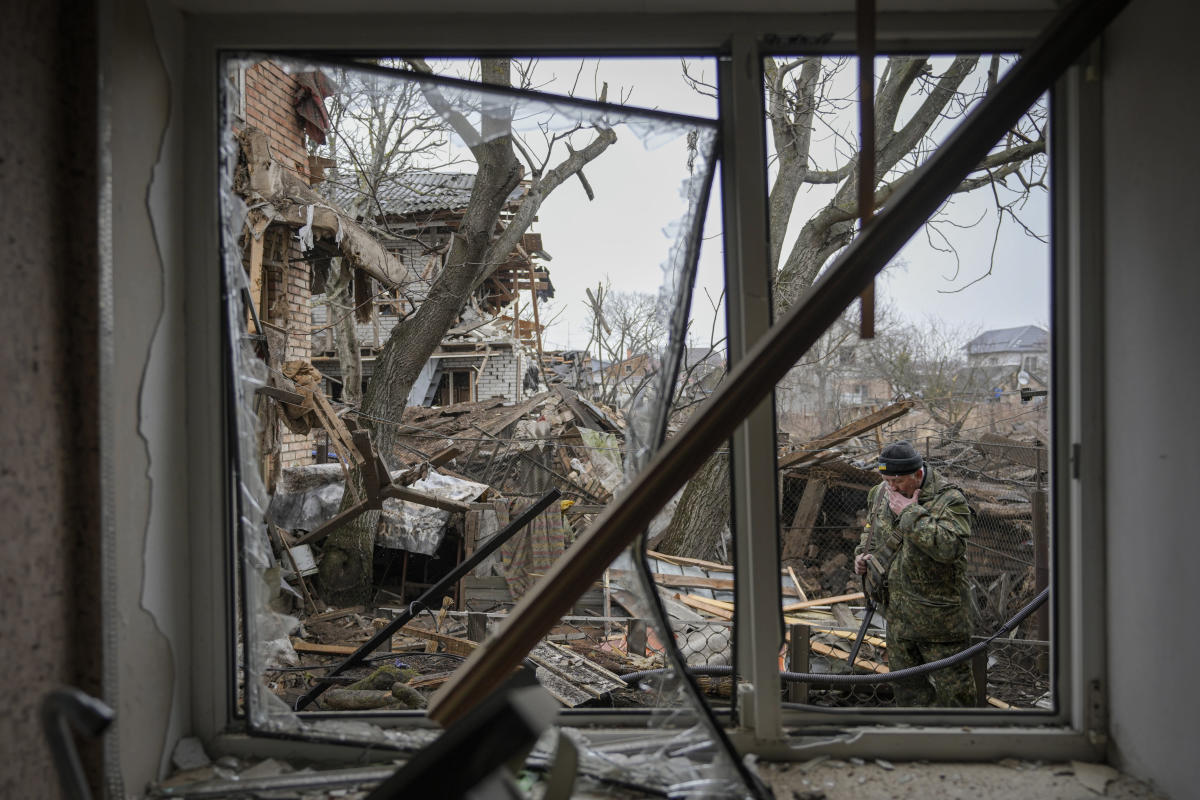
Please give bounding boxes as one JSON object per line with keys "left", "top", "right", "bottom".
{"left": 180, "top": 6, "right": 1109, "bottom": 767}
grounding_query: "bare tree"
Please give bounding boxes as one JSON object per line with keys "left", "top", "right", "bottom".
{"left": 318, "top": 59, "right": 618, "bottom": 605}
{"left": 657, "top": 54, "right": 1047, "bottom": 560}
{"left": 583, "top": 283, "right": 667, "bottom": 407}
{"left": 863, "top": 318, "right": 987, "bottom": 437}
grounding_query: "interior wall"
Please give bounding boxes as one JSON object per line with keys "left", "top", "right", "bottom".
{"left": 1102, "top": 1, "right": 1200, "bottom": 798}
{"left": 109, "top": 0, "right": 192, "bottom": 791}
{"left": 0, "top": 4, "right": 102, "bottom": 797}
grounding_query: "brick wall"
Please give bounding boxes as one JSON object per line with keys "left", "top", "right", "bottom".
{"left": 476, "top": 348, "right": 524, "bottom": 401}
{"left": 242, "top": 61, "right": 312, "bottom": 183}
{"left": 242, "top": 61, "right": 317, "bottom": 467}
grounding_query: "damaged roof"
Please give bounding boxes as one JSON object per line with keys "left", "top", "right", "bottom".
{"left": 333, "top": 170, "right": 529, "bottom": 217}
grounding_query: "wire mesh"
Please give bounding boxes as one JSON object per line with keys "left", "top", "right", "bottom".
{"left": 777, "top": 431, "right": 1050, "bottom": 709}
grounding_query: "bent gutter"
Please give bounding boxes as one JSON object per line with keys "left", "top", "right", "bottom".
{"left": 429, "top": 0, "right": 1132, "bottom": 725}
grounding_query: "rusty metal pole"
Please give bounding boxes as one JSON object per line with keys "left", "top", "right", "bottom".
{"left": 1032, "top": 486, "right": 1050, "bottom": 645}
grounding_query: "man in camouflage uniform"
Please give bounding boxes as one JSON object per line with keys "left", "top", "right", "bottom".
{"left": 854, "top": 440, "right": 975, "bottom": 707}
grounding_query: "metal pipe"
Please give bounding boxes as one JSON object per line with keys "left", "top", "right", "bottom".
{"left": 41, "top": 688, "right": 115, "bottom": 800}
{"left": 429, "top": 0, "right": 1130, "bottom": 726}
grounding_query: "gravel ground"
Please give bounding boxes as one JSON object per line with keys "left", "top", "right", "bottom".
{"left": 757, "top": 758, "right": 1169, "bottom": 800}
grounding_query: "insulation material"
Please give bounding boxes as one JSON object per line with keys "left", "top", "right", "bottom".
{"left": 375, "top": 470, "right": 489, "bottom": 554}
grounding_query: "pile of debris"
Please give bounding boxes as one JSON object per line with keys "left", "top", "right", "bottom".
{"left": 255, "top": 377, "right": 1045, "bottom": 716}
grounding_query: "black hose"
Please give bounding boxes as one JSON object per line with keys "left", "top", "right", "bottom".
{"left": 620, "top": 587, "right": 1048, "bottom": 687}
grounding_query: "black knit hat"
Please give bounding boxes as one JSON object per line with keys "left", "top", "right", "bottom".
{"left": 877, "top": 440, "right": 923, "bottom": 475}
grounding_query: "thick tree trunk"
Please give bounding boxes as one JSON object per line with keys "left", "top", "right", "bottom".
{"left": 316, "top": 60, "right": 617, "bottom": 606}
{"left": 328, "top": 259, "right": 362, "bottom": 407}
{"left": 318, "top": 61, "right": 522, "bottom": 607}
{"left": 653, "top": 453, "right": 729, "bottom": 562}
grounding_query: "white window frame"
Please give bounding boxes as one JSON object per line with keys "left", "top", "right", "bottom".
{"left": 180, "top": 7, "right": 1106, "bottom": 765}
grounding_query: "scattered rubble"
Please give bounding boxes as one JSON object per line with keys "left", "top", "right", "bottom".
{"left": 255, "top": 375, "right": 1050, "bottom": 716}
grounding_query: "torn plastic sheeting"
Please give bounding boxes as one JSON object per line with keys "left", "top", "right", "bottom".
{"left": 298, "top": 204, "right": 315, "bottom": 251}
{"left": 577, "top": 427, "right": 623, "bottom": 493}
{"left": 267, "top": 463, "right": 346, "bottom": 532}
{"left": 375, "top": 470, "right": 489, "bottom": 554}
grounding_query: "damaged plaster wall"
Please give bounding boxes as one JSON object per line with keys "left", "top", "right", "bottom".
{"left": 1101, "top": 2, "right": 1200, "bottom": 798}
{"left": 110, "top": 0, "right": 192, "bottom": 791}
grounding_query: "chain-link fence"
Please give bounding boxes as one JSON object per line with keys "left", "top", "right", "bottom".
{"left": 777, "top": 432, "right": 1050, "bottom": 709}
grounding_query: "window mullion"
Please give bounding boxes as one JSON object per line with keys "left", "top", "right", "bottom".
{"left": 719, "top": 34, "right": 784, "bottom": 742}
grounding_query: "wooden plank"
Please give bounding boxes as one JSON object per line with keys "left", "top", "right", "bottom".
{"left": 257, "top": 385, "right": 306, "bottom": 407}
{"left": 398, "top": 626, "right": 478, "bottom": 658}
{"left": 408, "top": 672, "right": 455, "bottom": 690}
{"left": 643, "top": 572, "right": 800, "bottom": 597}
{"left": 311, "top": 389, "right": 364, "bottom": 466}
{"left": 292, "top": 499, "right": 370, "bottom": 547}
{"left": 786, "top": 566, "right": 809, "bottom": 603}
{"left": 675, "top": 594, "right": 733, "bottom": 619}
{"left": 381, "top": 484, "right": 471, "bottom": 514}
{"left": 778, "top": 400, "right": 914, "bottom": 469}
{"left": 246, "top": 213, "right": 270, "bottom": 332}
{"left": 646, "top": 551, "right": 736, "bottom": 573}
{"left": 291, "top": 639, "right": 357, "bottom": 655}
{"left": 481, "top": 392, "right": 551, "bottom": 437}
{"left": 675, "top": 593, "right": 833, "bottom": 625}
{"left": 809, "top": 627, "right": 887, "bottom": 649}
{"left": 809, "top": 640, "right": 889, "bottom": 674}
{"left": 782, "top": 592, "right": 865, "bottom": 613}
{"left": 782, "top": 478, "right": 826, "bottom": 562}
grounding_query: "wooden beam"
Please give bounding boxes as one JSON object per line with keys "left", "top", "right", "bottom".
{"left": 787, "top": 566, "right": 809, "bottom": 604}
{"left": 782, "top": 478, "right": 827, "bottom": 562}
{"left": 291, "top": 639, "right": 357, "bottom": 656}
{"left": 397, "top": 626, "right": 478, "bottom": 658}
{"left": 608, "top": 569, "right": 802, "bottom": 598}
{"left": 782, "top": 592, "right": 865, "bottom": 613}
{"left": 778, "top": 400, "right": 914, "bottom": 469}
{"left": 381, "top": 484, "right": 471, "bottom": 514}
{"left": 257, "top": 385, "right": 306, "bottom": 407}
{"left": 246, "top": 213, "right": 270, "bottom": 332}
{"left": 809, "top": 640, "right": 889, "bottom": 674}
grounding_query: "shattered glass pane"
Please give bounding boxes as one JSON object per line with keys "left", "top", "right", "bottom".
{"left": 221, "top": 54, "right": 756, "bottom": 796}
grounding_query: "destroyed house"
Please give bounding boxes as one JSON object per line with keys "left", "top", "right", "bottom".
{"left": 310, "top": 170, "right": 551, "bottom": 406}
{"left": 231, "top": 60, "right": 338, "bottom": 474}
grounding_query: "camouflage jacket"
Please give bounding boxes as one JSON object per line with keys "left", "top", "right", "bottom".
{"left": 855, "top": 467, "right": 972, "bottom": 641}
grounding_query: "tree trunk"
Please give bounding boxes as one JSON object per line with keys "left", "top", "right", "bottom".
{"left": 318, "top": 60, "right": 522, "bottom": 607}
{"left": 315, "top": 59, "right": 616, "bottom": 606}
{"left": 653, "top": 453, "right": 729, "bottom": 562}
{"left": 328, "top": 259, "right": 362, "bottom": 407}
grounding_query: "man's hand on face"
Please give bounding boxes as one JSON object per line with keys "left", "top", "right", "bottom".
{"left": 886, "top": 483, "right": 919, "bottom": 515}
{"left": 854, "top": 553, "right": 872, "bottom": 575}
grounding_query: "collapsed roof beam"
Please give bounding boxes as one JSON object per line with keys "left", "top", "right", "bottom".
{"left": 428, "top": 0, "right": 1132, "bottom": 726}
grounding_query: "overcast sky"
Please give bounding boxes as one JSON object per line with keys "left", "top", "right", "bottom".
{"left": 317, "top": 55, "right": 1050, "bottom": 355}
{"left": 514, "top": 56, "right": 1050, "bottom": 353}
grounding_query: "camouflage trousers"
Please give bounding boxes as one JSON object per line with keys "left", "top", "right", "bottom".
{"left": 886, "top": 633, "right": 976, "bottom": 707}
